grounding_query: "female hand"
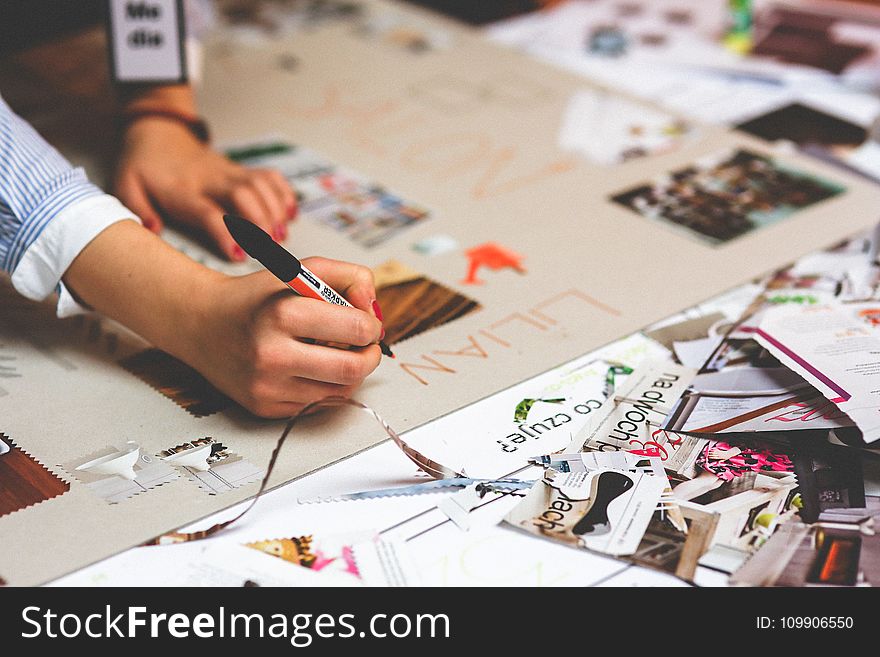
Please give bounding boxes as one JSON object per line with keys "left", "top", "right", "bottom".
{"left": 190, "top": 257, "right": 384, "bottom": 417}
{"left": 114, "top": 118, "right": 297, "bottom": 261}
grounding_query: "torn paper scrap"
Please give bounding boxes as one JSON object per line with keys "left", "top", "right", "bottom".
{"left": 661, "top": 312, "right": 858, "bottom": 435}
{"left": 731, "top": 499, "right": 880, "bottom": 587}
{"left": 558, "top": 90, "right": 692, "bottom": 165}
{"left": 568, "top": 361, "right": 703, "bottom": 478}
{"left": 245, "top": 532, "right": 419, "bottom": 586}
{"left": 752, "top": 302, "right": 880, "bottom": 443}
{"left": 504, "top": 468, "right": 666, "bottom": 557}
{"left": 534, "top": 450, "right": 688, "bottom": 534}
{"left": 436, "top": 480, "right": 532, "bottom": 531}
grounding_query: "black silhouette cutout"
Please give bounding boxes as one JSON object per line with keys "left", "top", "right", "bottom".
{"left": 572, "top": 471, "right": 634, "bottom": 536}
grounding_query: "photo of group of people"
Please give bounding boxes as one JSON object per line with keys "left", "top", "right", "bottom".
{"left": 612, "top": 149, "right": 845, "bottom": 245}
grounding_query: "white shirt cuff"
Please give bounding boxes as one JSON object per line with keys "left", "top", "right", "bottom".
{"left": 10, "top": 194, "right": 141, "bottom": 317}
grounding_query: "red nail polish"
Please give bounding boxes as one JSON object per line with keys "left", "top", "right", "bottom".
{"left": 287, "top": 202, "right": 297, "bottom": 220}
{"left": 232, "top": 246, "right": 246, "bottom": 261}
{"left": 371, "top": 299, "right": 384, "bottom": 322}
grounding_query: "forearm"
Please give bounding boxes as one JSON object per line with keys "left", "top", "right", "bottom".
{"left": 62, "top": 220, "right": 219, "bottom": 361}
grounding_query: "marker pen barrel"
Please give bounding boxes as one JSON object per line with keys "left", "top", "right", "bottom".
{"left": 286, "top": 265, "right": 353, "bottom": 308}
{"left": 285, "top": 265, "right": 393, "bottom": 356}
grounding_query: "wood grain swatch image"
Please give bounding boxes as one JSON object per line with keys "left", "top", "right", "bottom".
{"left": 119, "top": 348, "right": 233, "bottom": 418}
{"left": 373, "top": 260, "right": 481, "bottom": 345}
{"left": 0, "top": 433, "right": 69, "bottom": 518}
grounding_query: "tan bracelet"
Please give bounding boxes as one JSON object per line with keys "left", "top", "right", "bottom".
{"left": 120, "top": 109, "right": 210, "bottom": 143}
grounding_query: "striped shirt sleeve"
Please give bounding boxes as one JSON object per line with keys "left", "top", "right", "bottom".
{"left": 0, "top": 94, "right": 139, "bottom": 316}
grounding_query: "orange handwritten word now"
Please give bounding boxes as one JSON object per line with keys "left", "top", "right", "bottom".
{"left": 285, "top": 83, "right": 579, "bottom": 200}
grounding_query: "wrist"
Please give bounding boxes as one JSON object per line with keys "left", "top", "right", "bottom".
{"left": 121, "top": 110, "right": 210, "bottom": 144}
{"left": 118, "top": 85, "right": 209, "bottom": 143}
{"left": 162, "top": 266, "right": 228, "bottom": 368}
{"left": 119, "top": 84, "right": 197, "bottom": 115}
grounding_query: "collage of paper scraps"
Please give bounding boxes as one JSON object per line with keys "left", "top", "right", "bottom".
{"left": 510, "top": 222, "right": 880, "bottom": 586}
{"left": 508, "top": 221, "right": 880, "bottom": 586}
{"left": 167, "top": 219, "right": 880, "bottom": 588}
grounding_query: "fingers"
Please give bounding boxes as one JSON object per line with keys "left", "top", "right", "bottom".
{"left": 245, "top": 401, "right": 305, "bottom": 420}
{"left": 276, "top": 377, "right": 357, "bottom": 405}
{"left": 289, "top": 342, "right": 382, "bottom": 386}
{"left": 249, "top": 174, "right": 287, "bottom": 240}
{"left": 226, "top": 181, "right": 275, "bottom": 239}
{"left": 114, "top": 173, "right": 164, "bottom": 233}
{"left": 272, "top": 297, "right": 383, "bottom": 347}
{"left": 245, "top": 399, "right": 330, "bottom": 420}
{"left": 243, "top": 343, "right": 380, "bottom": 417}
{"left": 214, "top": 268, "right": 385, "bottom": 419}
{"left": 188, "top": 197, "right": 246, "bottom": 261}
{"left": 225, "top": 169, "right": 294, "bottom": 242}
{"left": 244, "top": 376, "right": 360, "bottom": 419}
{"left": 299, "top": 257, "right": 378, "bottom": 312}
{"left": 262, "top": 168, "right": 297, "bottom": 222}
{"left": 253, "top": 168, "right": 297, "bottom": 227}
{"left": 141, "top": 171, "right": 247, "bottom": 260}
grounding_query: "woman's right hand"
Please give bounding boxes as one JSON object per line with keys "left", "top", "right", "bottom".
{"left": 64, "top": 222, "right": 383, "bottom": 419}
{"left": 187, "top": 258, "right": 384, "bottom": 418}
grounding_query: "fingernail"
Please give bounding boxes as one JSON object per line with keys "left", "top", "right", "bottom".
{"left": 287, "top": 202, "right": 297, "bottom": 220}
{"left": 371, "top": 299, "right": 384, "bottom": 322}
{"left": 272, "top": 226, "right": 283, "bottom": 242}
{"left": 280, "top": 223, "right": 288, "bottom": 240}
{"left": 380, "top": 327, "right": 386, "bottom": 341}
{"left": 232, "top": 246, "right": 246, "bottom": 261}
